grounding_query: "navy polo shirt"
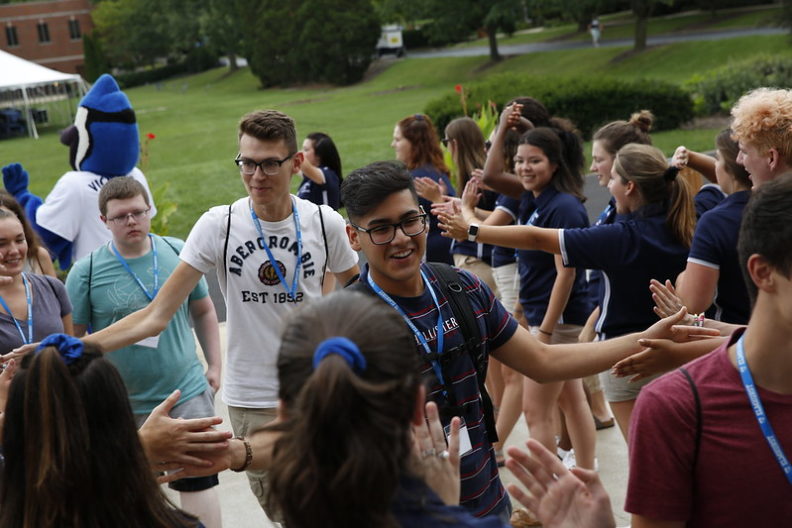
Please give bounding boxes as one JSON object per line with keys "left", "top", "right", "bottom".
{"left": 516, "top": 187, "right": 591, "bottom": 327}
{"left": 586, "top": 197, "right": 618, "bottom": 308}
{"left": 559, "top": 203, "right": 689, "bottom": 338}
{"left": 296, "top": 166, "right": 341, "bottom": 210}
{"left": 694, "top": 183, "right": 726, "bottom": 219}
{"left": 491, "top": 194, "right": 519, "bottom": 268}
{"left": 359, "top": 264, "right": 517, "bottom": 519}
{"left": 687, "top": 190, "right": 750, "bottom": 324}
{"left": 411, "top": 165, "right": 456, "bottom": 265}
{"left": 451, "top": 189, "right": 498, "bottom": 265}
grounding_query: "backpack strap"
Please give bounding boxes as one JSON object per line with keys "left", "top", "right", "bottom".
{"left": 679, "top": 366, "right": 702, "bottom": 472}
{"left": 158, "top": 235, "right": 181, "bottom": 256}
{"left": 426, "top": 262, "right": 497, "bottom": 444}
{"left": 222, "top": 203, "right": 233, "bottom": 288}
{"left": 317, "top": 204, "right": 329, "bottom": 288}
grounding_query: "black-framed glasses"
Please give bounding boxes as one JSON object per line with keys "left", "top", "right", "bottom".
{"left": 107, "top": 208, "right": 151, "bottom": 225}
{"left": 234, "top": 154, "right": 295, "bottom": 176}
{"left": 441, "top": 137, "right": 450, "bottom": 148}
{"left": 350, "top": 213, "right": 428, "bottom": 245}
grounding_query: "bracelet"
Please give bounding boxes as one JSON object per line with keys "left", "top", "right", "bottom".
{"left": 692, "top": 313, "right": 705, "bottom": 328}
{"left": 538, "top": 328, "right": 553, "bottom": 337}
{"left": 231, "top": 436, "right": 253, "bottom": 472}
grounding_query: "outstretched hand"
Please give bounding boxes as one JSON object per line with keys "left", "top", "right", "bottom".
{"left": 506, "top": 439, "right": 616, "bottom": 528}
{"left": 410, "top": 401, "right": 460, "bottom": 506}
{"left": 650, "top": 279, "right": 692, "bottom": 323}
{"left": 641, "top": 308, "right": 721, "bottom": 343}
{"left": 414, "top": 177, "right": 445, "bottom": 204}
{"left": 430, "top": 196, "right": 461, "bottom": 218}
{"left": 139, "top": 389, "right": 231, "bottom": 468}
{"left": 437, "top": 211, "right": 470, "bottom": 241}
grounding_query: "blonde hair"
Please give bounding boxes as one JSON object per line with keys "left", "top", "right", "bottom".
{"left": 731, "top": 88, "right": 792, "bottom": 166}
{"left": 613, "top": 143, "right": 696, "bottom": 247}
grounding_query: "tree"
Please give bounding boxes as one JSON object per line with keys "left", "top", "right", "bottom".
{"left": 82, "top": 32, "right": 111, "bottom": 82}
{"left": 423, "top": 0, "right": 522, "bottom": 62}
{"left": 631, "top": 0, "right": 672, "bottom": 52}
{"left": 200, "top": 0, "right": 244, "bottom": 71}
{"left": 242, "top": 0, "right": 379, "bottom": 87}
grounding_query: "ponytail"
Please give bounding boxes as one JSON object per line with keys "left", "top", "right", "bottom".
{"left": 666, "top": 168, "right": 696, "bottom": 247}
{"left": 614, "top": 143, "right": 695, "bottom": 247}
{"left": 268, "top": 292, "right": 421, "bottom": 528}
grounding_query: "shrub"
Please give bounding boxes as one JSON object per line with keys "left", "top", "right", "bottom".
{"left": 686, "top": 55, "right": 792, "bottom": 116}
{"left": 425, "top": 75, "right": 693, "bottom": 138}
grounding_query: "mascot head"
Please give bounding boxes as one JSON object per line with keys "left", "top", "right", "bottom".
{"left": 62, "top": 74, "right": 139, "bottom": 176}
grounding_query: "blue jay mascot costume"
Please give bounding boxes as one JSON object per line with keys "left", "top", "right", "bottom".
{"left": 2, "top": 74, "right": 156, "bottom": 269}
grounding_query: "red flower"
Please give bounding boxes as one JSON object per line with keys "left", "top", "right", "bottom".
{"left": 455, "top": 84, "right": 463, "bottom": 93}
{"left": 146, "top": 133, "right": 156, "bottom": 140}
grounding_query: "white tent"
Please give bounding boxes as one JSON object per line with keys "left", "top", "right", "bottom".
{"left": 0, "top": 49, "right": 87, "bottom": 139}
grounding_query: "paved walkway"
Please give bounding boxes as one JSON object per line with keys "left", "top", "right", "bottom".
{"left": 410, "top": 27, "right": 785, "bottom": 59}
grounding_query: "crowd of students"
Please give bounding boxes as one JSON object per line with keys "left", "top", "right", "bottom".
{"left": 0, "top": 86, "right": 790, "bottom": 528}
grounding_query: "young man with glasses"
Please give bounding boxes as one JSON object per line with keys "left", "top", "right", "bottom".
{"left": 65, "top": 176, "right": 224, "bottom": 527}
{"left": 74, "top": 110, "right": 359, "bottom": 519}
{"left": 340, "top": 161, "right": 687, "bottom": 523}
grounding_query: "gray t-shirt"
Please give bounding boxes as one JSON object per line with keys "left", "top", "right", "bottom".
{"left": 0, "top": 274, "right": 72, "bottom": 354}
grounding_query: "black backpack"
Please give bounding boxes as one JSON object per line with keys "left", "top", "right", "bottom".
{"left": 347, "top": 262, "right": 498, "bottom": 443}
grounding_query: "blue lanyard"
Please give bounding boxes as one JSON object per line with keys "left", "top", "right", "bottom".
{"left": 0, "top": 273, "right": 33, "bottom": 345}
{"left": 736, "top": 334, "right": 792, "bottom": 485}
{"left": 367, "top": 269, "right": 446, "bottom": 388}
{"left": 595, "top": 203, "right": 613, "bottom": 226}
{"left": 111, "top": 234, "right": 159, "bottom": 301}
{"left": 250, "top": 199, "right": 302, "bottom": 300}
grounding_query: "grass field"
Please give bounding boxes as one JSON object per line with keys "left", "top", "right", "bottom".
{"left": 0, "top": 9, "right": 788, "bottom": 239}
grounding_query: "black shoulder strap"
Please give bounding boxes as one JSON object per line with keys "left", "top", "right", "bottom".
{"left": 679, "top": 366, "right": 702, "bottom": 472}
{"left": 159, "top": 235, "right": 181, "bottom": 256}
{"left": 426, "top": 262, "right": 497, "bottom": 443}
{"left": 222, "top": 203, "right": 233, "bottom": 287}
{"left": 317, "top": 204, "right": 329, "bottom": 287}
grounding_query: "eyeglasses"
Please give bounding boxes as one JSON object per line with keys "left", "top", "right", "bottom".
{"left": 441, "top": 137, "right": 450, "bottom": 148}
{"left": 234, "top": 154, "right": 295, "bottom": 176}
{"left": 350, "top": 213, "right": 428, "bottom": 245}
{"left": 107, "top": 208, "right": 151, "bottom": 225}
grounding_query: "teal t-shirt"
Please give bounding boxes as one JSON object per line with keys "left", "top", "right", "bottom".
{"left": 66, "top": 235, "right": 209, "bottom": 414}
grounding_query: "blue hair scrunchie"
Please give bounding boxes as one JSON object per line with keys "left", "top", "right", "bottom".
{"left": 312, "top": 337, "right": 367, "bottom": 374}
{"left": 36, "top": 333, "right": 84, "bottom": 365}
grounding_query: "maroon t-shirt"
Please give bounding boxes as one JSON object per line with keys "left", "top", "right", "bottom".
{"left": 626, "top": 329, "right": 792, "bottom": 526}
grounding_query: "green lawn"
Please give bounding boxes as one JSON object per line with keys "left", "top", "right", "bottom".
{"left": 0, "top": 28, "right": 787, "bottom": 239}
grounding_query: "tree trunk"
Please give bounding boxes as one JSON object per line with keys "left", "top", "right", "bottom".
{"left": 228, "top": 52, "right": 238, "bottom": 71}
{"left": 487, "top": 26, "right": 501, "bottom": 62}
{"left": 634, "top": 14, "right": 648, "bottom": 51}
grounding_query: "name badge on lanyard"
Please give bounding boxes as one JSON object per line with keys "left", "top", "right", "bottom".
{"left": 736, "top": 334, "right": 792, "bottom": 485}
{"left": 111, "top": 234, "right": 161, "bottom": 349}
{"left": 0, "top": 273, "right": 33, "bottom": 345}
{"left": 367, "top": 270, "right": 474, "bottom": 457}
{"left": 250, "top": 199, "right": 302, "bottom": 300}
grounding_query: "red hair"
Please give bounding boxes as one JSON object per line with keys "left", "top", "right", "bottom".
{"left": 397, "top": 114, "right": 448, "bottom": 173}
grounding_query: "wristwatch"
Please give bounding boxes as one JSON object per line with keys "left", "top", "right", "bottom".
{"left": 467, "top": 223, "right": 480, "bottom": 242}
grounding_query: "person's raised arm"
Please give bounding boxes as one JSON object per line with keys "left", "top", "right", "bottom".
{"left": 84, "top": 261, "right": 205, "bottom": 354}
{"left": 300, "top": 158, "right": 326, "bottom": 185}
{"left": 672, "top": 146, "right": 716, "bottom": 183}
{"left": 675, "top": 265, "right": 719, "bottom": 315}
{"left": 481, "top": 104, "right": 525, "bottom": 198}
{"left": 189, "top": 295, "right": 222, "bottom": 393}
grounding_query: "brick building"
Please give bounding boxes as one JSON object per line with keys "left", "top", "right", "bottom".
{"left": 0, "top": 0, "right": 93, "bottom": 75}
